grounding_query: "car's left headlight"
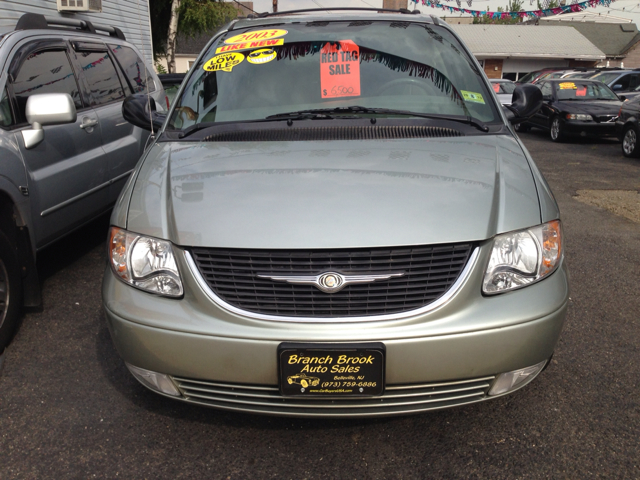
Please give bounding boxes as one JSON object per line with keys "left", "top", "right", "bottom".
{"left": 566, "top": 113, "right": 592, "bottom": 121}
{"left": 483, "top": 220, "right": 562, "bottom": 295}
{"left": 108, "top": 227, "right": 183, "bottom": 297}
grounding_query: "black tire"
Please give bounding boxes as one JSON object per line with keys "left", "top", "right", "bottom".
{"left": 550, "top": 116, "right": 564, "bottom": 142}
{"left": 514, "top": 122, "right": 530, "bottom": 133}
{"left": 0, "top": 230, "right": 22, "bottom": 351}
{"left": 621, "top": 125, "right": 640, "bottom": 158}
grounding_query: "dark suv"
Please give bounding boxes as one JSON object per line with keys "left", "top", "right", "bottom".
{"left": 0, "top": 13, "right": 164, "bottom": 352}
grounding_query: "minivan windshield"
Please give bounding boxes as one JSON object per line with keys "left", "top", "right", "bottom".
{"left": 168, "top": 21, "right": 499, "bottom": 130}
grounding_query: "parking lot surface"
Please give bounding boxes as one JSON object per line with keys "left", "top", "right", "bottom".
{"left": 1, "top": 131, "right": 639, "bottom": 479}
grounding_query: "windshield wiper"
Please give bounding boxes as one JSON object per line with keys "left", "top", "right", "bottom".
{"left": 177, "top": 106, "right": 490, "bottom": 139}
{"left": 266, "top": 106, "right": 490, "bottom": 132}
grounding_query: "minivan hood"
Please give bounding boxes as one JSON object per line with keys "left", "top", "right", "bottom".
{"left": 126, "top": 136, "right": 541, "bottom": 249}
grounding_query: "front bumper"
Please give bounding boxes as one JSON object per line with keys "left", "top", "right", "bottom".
{"left": 103, "top": 246, "right": 569, "bottom": 417}
{"left": 562, "top": 119, "right": 617, "bottom": 136}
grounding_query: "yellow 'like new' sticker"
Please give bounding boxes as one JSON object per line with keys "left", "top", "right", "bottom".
{"left": 461, "top": 90, "right": 485, "bottom": 104}
{"left": 203, "top": 52, "right": 244, "bottom": 72}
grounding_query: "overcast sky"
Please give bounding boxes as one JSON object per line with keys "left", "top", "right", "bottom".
{"left": 248, "top": 0, "right": 640, "bottom": 26}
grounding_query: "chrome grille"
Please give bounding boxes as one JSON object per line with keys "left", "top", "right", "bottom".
{"left": 190, "top": 243, "right": 475, "bottom": 318}
{"left": 595, "top": 115, "right": 618, "bottom": 123}
{"left": 171, "top": 376, "right": 495, "bottom": 417}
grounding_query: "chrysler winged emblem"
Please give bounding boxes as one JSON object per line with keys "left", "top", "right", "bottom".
{"left": 257, "top": 271, "right": 405, "bottom": 293}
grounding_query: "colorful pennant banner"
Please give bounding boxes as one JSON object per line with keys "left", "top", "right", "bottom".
{"left": 411, "top": 0, "right": 614, "bottom": 19}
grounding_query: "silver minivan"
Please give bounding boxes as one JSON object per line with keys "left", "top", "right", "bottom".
{"left": 0, "top": 14, "right": 164, "bottom": 351}
{"left": 104, "top": 9, "right": 568, "bottom": 417}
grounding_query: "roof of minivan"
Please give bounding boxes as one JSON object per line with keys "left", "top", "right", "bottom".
{"left": 230, "top": 11, "right": 439, "bottom": 30}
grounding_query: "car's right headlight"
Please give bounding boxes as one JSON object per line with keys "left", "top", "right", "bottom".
{"left": 108, "top": 227, "right": 183, "bottom": 297}
{"left": 483, "top": 220, "right": 562, "bottom": 295}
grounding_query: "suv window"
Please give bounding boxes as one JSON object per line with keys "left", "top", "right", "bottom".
{"left": 109, "top": 44, "right": 156, "bottom": 94}
{"left": 76, "top": 51, "right": 125, "bottom": 106}
{"left": 0, "top": 88, "right": 13, "bottom": 127}
{"left": 613, "top": 74, "right": 631, "bottom": 90}
{"left": 11, "top": 49, "right": 82, "bottom": 125}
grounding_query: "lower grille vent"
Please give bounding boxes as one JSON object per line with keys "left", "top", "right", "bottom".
{"left": 204, "top": 125, "right": 463, "bottom": 142}
{"left": 171, "top": 376, "right": 495, "bottom": 417}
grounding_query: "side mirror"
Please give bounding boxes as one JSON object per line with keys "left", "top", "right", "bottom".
{"left": 22, "top": 93, "right": 77, "bottom": 149}
{"left": 122, "top": 94, "right": 166, "bottom": 131}
{"left": 619, "top": 95, "right": 627, "bottom": 101}
{"left": 612, "top": 84, "right": 623, "bottom": 91}
{"left": 502, "top": 84, "right": 543, "bottom": 124}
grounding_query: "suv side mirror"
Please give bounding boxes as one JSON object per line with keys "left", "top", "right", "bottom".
{"left": 122, "top": 94, "right": 166, "bottom": 131}
{"left": 612, "top": 84, "right": 623, "bottom": 91}
{"left": 502, "top": 84, "right": 543, "bottom": 124}
{"left": 22, "top": 93, "right": 77, "bottom": 149}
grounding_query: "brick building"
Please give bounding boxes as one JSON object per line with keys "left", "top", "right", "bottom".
{"left": 539, "top": 20, "right": 640, "bottom": 69}
{"left": 450, "top": 24, "right": 605, "bottom": 80}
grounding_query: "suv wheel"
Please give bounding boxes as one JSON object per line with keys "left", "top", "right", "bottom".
{"left": 0, "top": 231, "right": 22, "bottom": 351}
{"left": 622, "top": 125, "right": 640, "bottom": 158}
{"left": 550, "top": 116, "right": 564, "bottom": 142}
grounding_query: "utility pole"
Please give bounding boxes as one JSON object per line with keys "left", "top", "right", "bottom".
{"left": 273, "top": 0, "right": 277, "bottom": 13}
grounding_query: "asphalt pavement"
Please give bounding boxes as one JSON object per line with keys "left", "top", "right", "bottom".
{"left": 1, "top": 130, "right": 639, "bottom": 479}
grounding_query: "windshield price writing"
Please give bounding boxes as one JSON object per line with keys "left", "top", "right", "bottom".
{"left": 320, "top": 40, "right": 361, "bottom": 99}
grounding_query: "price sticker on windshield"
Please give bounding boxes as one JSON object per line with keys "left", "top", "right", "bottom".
{"left": 320, "top": 40, "right": 361, "bottom": 99}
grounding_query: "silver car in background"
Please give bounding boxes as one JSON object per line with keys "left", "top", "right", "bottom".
{"left": 104, "top": 9, "right": 568, "bottom": 417}
{"left": 490, "top": 79, "right": 517, "bottom": 105}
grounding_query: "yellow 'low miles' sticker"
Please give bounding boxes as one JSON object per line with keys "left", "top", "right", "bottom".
{"left": 559, "top": 82, "right": 577, "bottom": 90}
{"left": 461, "top": 90, "right": 485, "bottom": 104}
{"left": 203, "top": 52, "right": 244, "bottom": 72}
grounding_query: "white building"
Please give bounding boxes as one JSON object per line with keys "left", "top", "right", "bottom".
{"left": 0, "top": 0, "right": 153, "bottom": 64}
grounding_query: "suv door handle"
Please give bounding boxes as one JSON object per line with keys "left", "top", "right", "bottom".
{"left": 80, "top": 118, "right": 98, "bottom": 129}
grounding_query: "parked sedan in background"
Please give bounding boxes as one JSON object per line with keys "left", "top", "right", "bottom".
{"left": 616, "top": 95, "right": 640, "bottom": 157}
{"left": 489, "top": 79, "right": 516, "bottom": 105}
{"left": 515, "top": 79, "right": 622, "bottom": 142}
{"left": 517, "top": 68, "right": 565, "bottom": 84}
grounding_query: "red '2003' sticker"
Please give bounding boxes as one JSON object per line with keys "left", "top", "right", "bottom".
{"left": 320, "top": 40, "right": 360, "bottom": 99}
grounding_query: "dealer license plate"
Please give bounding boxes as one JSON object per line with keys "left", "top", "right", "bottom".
{"left": 278, "top": 343, "right": 385, "bottom": 397}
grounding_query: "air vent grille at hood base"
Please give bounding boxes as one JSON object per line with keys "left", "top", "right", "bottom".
{"left": 203, "top": 125, "right": 463, "bottom": 142}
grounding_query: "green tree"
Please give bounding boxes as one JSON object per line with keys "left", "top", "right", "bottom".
{"left": 506, "top": 0, "right": 524, "bottom": 12}
{"left": 151, "top": 0, "right": 237, "bottom": 72}
{"left": 473, "top": 4, "right": 523, "bottom": 24}
{"left": 537, "top": 0, "right": 560, "bottom": 9}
